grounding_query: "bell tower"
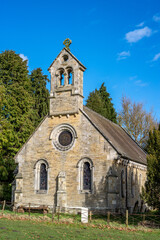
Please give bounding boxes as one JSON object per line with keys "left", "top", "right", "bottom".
{"left": 48, "top": 39, "right": 86, "bottom": 116}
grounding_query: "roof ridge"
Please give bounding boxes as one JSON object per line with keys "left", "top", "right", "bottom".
{"left": 83, "top": 105, "right": 120, "bottom": 128}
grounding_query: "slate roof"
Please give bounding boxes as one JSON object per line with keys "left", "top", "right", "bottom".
{"left": 82, "top": 106, "right": 147, "bottom": 165}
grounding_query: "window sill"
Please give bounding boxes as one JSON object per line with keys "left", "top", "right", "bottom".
{"left": 36, "top": 190, "right": 47, "bottom": 194}
{"left": 80, "top": 190, "right": 92, "bottom": 194}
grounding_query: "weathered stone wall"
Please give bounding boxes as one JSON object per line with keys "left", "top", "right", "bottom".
{"left": 49, "top": 48, "right": 84, "bottom": 116}
{"left": 14, "top": 48, "right": 147, "bottom": 213}
{"left": 15, "top": 111, "right": 146, "bottom": 213}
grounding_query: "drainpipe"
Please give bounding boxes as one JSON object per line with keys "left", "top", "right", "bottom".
{"left": 125, "top": 160, "right": 129, "bottom": 210}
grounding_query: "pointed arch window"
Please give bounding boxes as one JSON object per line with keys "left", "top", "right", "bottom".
{"left": 40, "top": 163, "right": 47, "bottom": 190}
{"left": 77, "top": 158, "right": 94, "bottom": 193}
{"left": 83, "top": 162, "right": 91, "bottom": 190}
{"left": 34, "top": 159, "right": 49, "bottom": 194}
{"left": 60, "top": 71, "right": 64, "bottom": 86}
{"left": 68, "top": 69, "right": 73, "bottom": 85}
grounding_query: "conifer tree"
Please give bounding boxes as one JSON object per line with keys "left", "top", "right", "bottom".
{"left": 0, "top": 83, "right": 9, "bottom": 180}
{"left": 86, "top": 83, "right": 117, "bottom": 123}
{"left": 30, "top": 68, "right": 49, "bottom": 126}
{"left": 0, "top": 50, "right": 35, "bottom": 182}
{"left": 143, "top": 125, "right": 160, "bottom": 210}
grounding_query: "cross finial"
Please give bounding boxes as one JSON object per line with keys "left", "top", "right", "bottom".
{"left": 63, "top": 38, "right": 72, "bottom": 51}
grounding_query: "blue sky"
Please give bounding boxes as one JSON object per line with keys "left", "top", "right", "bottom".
{"left": 1, "top": 0, "right": 160, "bottom": 121}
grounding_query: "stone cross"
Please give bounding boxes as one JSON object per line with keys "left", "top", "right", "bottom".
{"left": 63, "top": 38, "right": 72, "bottom": 51}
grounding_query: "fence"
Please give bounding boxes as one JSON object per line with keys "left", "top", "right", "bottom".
{"left": 0, "top": 200, "right": 160, "bottom": 229}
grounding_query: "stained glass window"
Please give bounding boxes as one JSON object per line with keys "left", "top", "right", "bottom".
{"left": 59, "top": 130, "right": 72, "bottom": 146}
{"left": 83, "top": 162, "right": 91, "bottom": 190}
{"left": 40, "top": 163, "right": 47, "bottom": 190}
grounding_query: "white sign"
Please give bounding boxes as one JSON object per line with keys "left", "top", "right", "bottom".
{"left": 81, "top": 207, "right": 88, "bottom": 223}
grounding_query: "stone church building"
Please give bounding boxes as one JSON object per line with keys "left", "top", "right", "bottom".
{"left": 13, "top": 43, "right": 147, "bottom": 213}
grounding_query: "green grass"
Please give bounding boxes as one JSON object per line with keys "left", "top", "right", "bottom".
{"left": 1, "top": 209, "right": 160, "bottom": 239}
{"left": 0, "top": 218, "right": 160, "bottom": 240}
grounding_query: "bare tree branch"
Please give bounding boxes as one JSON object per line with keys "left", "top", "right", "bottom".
{"left": 118, "top": 96, "right": 157, "bottom": 147}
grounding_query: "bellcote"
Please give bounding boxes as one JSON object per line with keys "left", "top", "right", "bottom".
{"left": 48, "top": 46, "right": 86, "bottom": 116}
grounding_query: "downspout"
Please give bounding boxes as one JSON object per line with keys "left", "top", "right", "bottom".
{"left": 125, "top": 160, "right": 129, "bottom": 210}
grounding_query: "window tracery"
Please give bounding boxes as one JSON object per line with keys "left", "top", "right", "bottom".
{"left": 50, "top": 124, "right": 77, "bottom": 151}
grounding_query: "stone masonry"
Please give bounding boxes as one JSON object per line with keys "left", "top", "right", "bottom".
{"left": 14, "top": 46, "right": 147, "bottom": 214}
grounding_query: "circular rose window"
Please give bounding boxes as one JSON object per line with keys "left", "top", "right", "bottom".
{"left": 50, "top": 124, "right": 77, "bottom": 151}
{"left": 59, "top": 130, "right": 73, "bottom": 146}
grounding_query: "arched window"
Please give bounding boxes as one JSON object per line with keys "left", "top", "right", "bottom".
{"left": 34, "top": 159, "right": 49, "bottom": 193}
{"left": 83, "top": 162, "right": 91, "bottom": 190}
{"left": 68, "top": 70, "right": 73, "bottom": 85}
{"left": 40, "top": 163, "right": 47, "bottom": 190}
{"left": 121, "top": 170, "right": 125, "bottom": 198}
{"left": 60, "top": 71, "right": 64, "bottom": 86}
{"left": 77, "top": 158, "right": 94, "bottom": 193}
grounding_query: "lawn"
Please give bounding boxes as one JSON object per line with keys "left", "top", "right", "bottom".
{"left": 0, "top": 218, "right": 160, "bottom": 240}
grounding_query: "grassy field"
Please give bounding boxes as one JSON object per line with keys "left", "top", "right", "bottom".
{"left": 0, "top": 218, "right": 160, "bottom": 240}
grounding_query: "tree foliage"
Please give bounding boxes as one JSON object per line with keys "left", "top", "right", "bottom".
{"left": 86, "top": 83, "right": 117, "bottom": 123}
{"left": 142, "top": 125, "right": 160, "bottom": 211}
{"left": 0, "top": 50, "right": 49, "bottom": 183}
{"left": 118, "top": 96, "right": 157, "bottom": 147}
{"left": 30, "top": 68, "right": 49, "bottom": 125}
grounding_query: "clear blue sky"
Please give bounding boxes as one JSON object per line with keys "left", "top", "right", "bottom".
{"left": 1, "top": 0, "right": 160, "bottom": 121}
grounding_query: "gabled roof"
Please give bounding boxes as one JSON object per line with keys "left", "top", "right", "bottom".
{"left": 82, "top": 106, "right": 147, "bottom": 165}
{"left": 48, "top": 48, "right": 86, "bottom": 71}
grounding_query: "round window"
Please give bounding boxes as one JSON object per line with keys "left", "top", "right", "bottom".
{"left": 63, "top": 55, "right": 68, "bottom": 62}
{"left": 50, "top": 124, "right": 77, "bottom": 151}
{"left": 59, "top": 130, "right": 73, "bottom": 146}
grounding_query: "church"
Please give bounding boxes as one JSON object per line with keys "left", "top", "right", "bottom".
{"left": 13, "top": 40, "right": 147, "bottom": 214}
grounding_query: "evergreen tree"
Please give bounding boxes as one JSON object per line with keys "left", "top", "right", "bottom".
{"left": 30, "top": 68, "right": 49, "bottom": 126}
{"left": 0, "top": 50, "right": 35, "bottom": 182}
{"left": 86, "top": 83, "right": 117, "bottom": 123}
{"left": 143, "top": 125, "right": 160, "bottom": 210}
{"left": 0, "top": 83, "right": 9, "bottom": 180}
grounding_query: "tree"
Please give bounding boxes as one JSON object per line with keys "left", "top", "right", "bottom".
{"left": 0, "top": 83, "right": 9, "bottom": 180}
{"left": 86, "top": 83, "right": 117, "bottom": 123}
{"left": 118, "top": 96, "right": 157, "bottom": 147}
{"left": 30, "top": 68, "right": 49, "bottom": 126}
{"left": 0, "top": 50, "right": 35, "bottom": 182}
{"left": 142, "top": 125, "right": 160, "bottom": 210}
